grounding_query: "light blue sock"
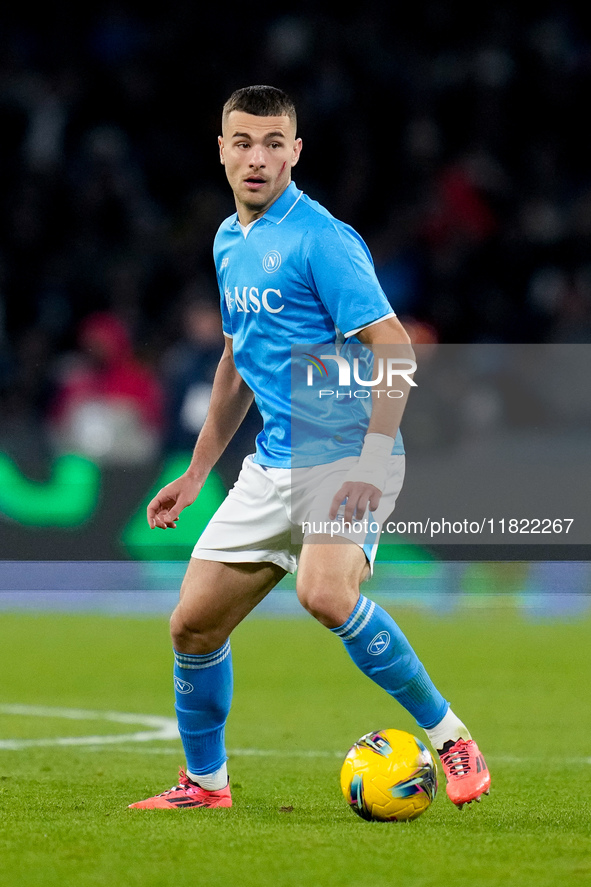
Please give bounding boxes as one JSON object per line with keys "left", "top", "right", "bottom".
{"left": 330, "top": 595, "right": 449, "bottom": 729}
{"left": 173, "top": 641, "right": 233, "bottom": 776}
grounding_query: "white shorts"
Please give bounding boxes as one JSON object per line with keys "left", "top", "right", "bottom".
{"left": 193, "top": 453, "right": 405, "bottom": 574}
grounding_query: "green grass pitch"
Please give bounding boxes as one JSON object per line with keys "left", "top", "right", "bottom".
{"left": 0, "top": 605, "right": 590, "bottom": 887}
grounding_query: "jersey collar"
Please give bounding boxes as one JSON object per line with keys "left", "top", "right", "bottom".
{"left": 262, "top": 181, "right": 302, "bottom": 224}
{"left": 232, "top": 181, "right": 302, "bottom": 229}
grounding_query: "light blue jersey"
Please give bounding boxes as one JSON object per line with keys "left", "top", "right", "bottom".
{"left": 214, "top": 181, "right": 405, "bottom": 467}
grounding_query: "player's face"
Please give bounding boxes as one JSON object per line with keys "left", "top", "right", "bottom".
{"left": 219, "top": 112, "right": 302, "bottom": 224}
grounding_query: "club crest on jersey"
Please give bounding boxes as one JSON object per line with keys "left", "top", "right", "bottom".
{"left": 263, "top": 250, "right": 282, "bottom": 273}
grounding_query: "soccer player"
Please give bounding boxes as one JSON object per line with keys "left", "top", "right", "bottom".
{"left": 129, "top": 86, "right": 490, "bottom": 811}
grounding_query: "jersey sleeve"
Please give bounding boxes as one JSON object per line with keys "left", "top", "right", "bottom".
{"left": 213, "top": 230, "right": 233, "bottom": 337}
{"left": 218, "top": 278, "right": 233, "bottom": 337}
{"left": 304, "top": 220, "right": 394, "bottom": 336}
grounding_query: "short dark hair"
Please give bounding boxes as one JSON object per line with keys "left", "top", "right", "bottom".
{"left": 222, "top": 85, "right": 297, "bottom": 132}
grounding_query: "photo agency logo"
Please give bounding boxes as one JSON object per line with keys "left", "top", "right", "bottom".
{"left": 302, "top": 352, "right": 417, "bottom": 398}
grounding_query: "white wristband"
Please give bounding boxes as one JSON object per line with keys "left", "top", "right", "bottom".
{"left": 344, "top": 433, "right": 395, "bottom": 492}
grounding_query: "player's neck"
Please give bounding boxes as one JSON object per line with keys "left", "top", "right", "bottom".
{"left": 235, "top": 181, "right": 291, "bottom": 226}
{"left": 236, "top": 206, "right": 264, "bottom": 226}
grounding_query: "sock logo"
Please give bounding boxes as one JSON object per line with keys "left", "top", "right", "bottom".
{"left": 367, "top": 631, "right": 391, "bottom": 655}
{"left": 174, "top": 677, "right": 194, "bottom": 694}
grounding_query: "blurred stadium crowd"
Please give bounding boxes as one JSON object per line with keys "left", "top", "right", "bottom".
{"left": 1, "top": 1, "right": 590, "bottom": 468}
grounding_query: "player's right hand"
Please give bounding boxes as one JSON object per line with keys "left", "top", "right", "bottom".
{"left": 146, "top": 473, "right": 203, "bottom": 529}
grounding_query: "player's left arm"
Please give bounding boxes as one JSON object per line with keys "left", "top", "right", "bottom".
{"left": 329, "top": 315, "right": 415, "bottom": 523}
{"left": 358, "top": 315, "right": 414, "bottom": 436}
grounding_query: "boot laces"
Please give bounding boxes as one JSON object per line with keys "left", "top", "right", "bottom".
{"left": 441, "top": 741, "right": 472, "bottom": 779}
{"left": 160, "top": 769, "right": 194, "bottom": 795}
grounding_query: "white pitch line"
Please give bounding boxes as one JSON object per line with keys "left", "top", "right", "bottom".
{"left": 80, "top": 747, "right": 591, "bottom": 765}
{"left": 1, "top": 706, "right": 590, "bottom": 765}
{"left": 229, "top": 748, "right": 342, "bottom": 758}
{"left": 77, "top": 746, "right": 344, "bottom": 758}
{"left": 0, "top": 703, "right": 179, "bottom": 749}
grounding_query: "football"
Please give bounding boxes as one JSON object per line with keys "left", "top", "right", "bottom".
{"left": 340, "top": 728, "right": 438, "bottom": 822}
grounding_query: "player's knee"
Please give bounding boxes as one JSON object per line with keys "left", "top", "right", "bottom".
{"left": 296, "top": 580, "right": 355, "bottom": 629}
{"left": 169, "top": 608, "right": 226, "bottom": 655}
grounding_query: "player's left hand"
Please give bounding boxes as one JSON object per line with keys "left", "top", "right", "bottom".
{"left": 329, "top": 481, "right": 382, "bottom": 525}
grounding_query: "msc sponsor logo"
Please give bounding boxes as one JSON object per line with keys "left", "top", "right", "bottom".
{"left": 367, "top": 631, "right": 391, "bottom": 655}
{"left": 174, "top": 677, "right": 194, "bottom": 694}
{"left": 263, "top": 250, "right": 282, "bottom": 273}
{"left": 225, "top": 286, "right": 284, "bottom": 314}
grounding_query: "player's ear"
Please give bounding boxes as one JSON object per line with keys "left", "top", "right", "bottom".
{"left": 292, "top": 137, "right": 302, "bottom": 168}
{"left": 218, "top": 135, "right": 225, "bottom": 165}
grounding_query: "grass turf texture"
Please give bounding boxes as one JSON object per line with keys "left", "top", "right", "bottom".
{"left": 0, "top": 608, "right": 590, "bottom": 887}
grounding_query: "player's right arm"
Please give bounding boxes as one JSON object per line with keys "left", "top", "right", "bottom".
{"left": 147, "top": 336, "right": 253, "bottom": 529}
